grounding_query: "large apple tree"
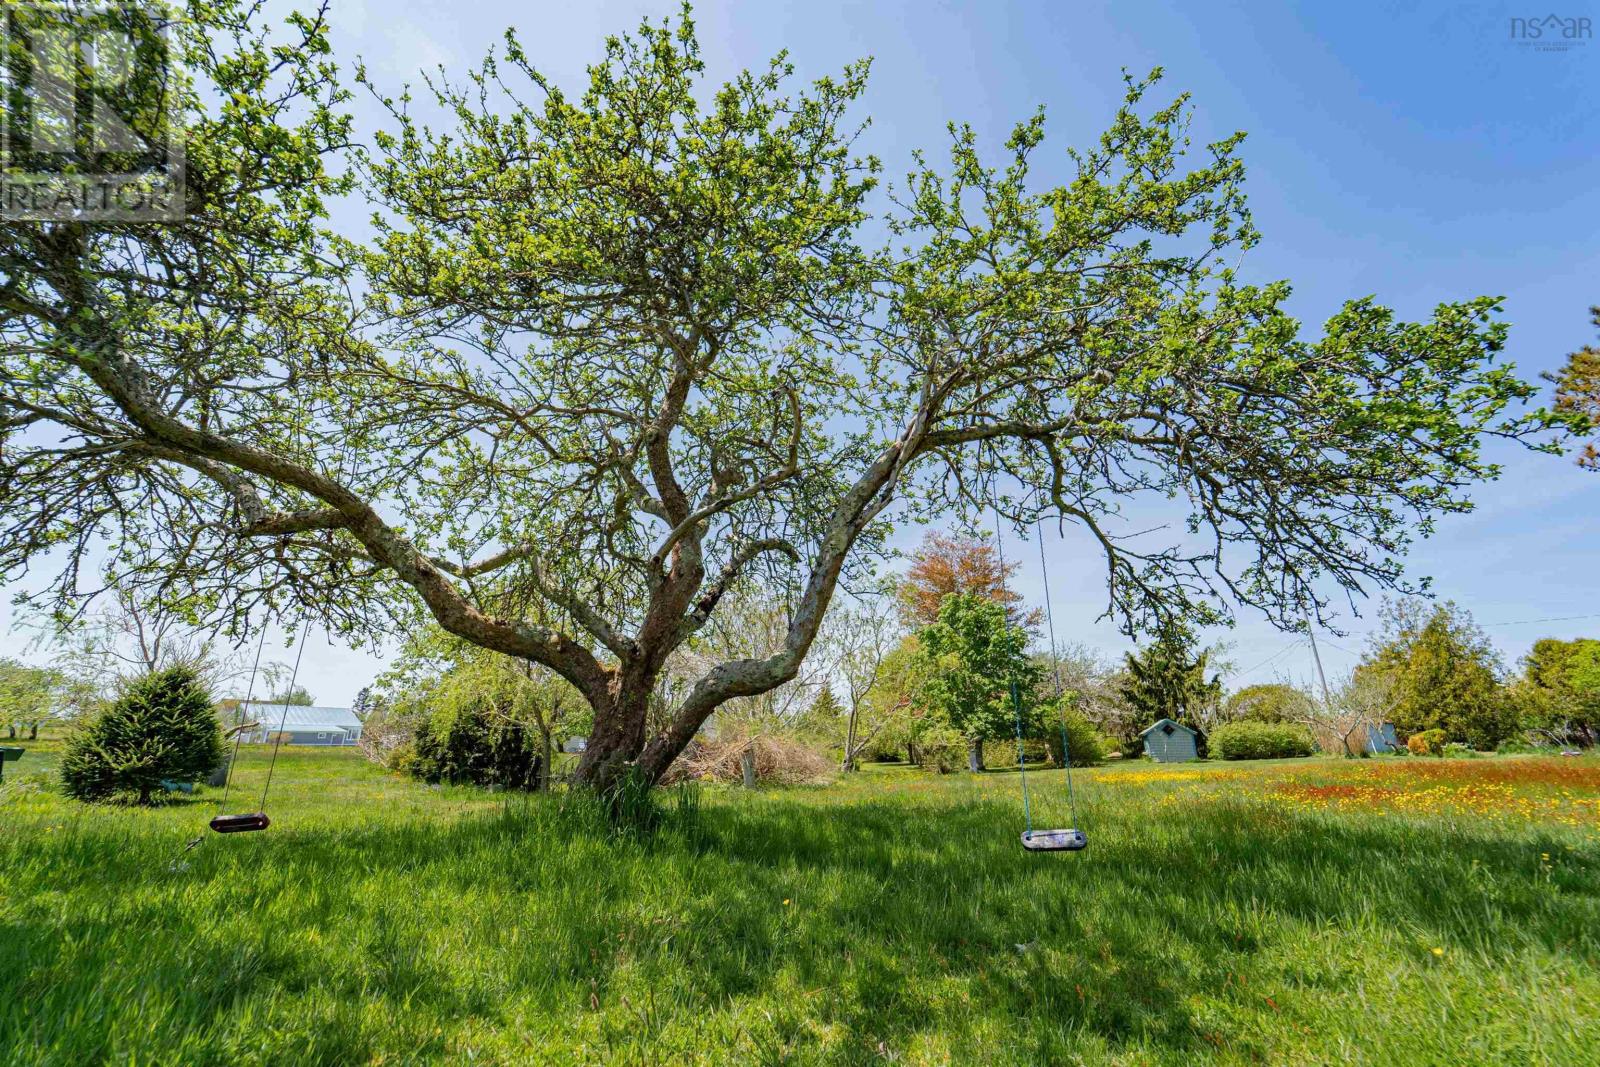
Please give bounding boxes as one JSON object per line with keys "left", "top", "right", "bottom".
{"left": 0, "top": 4, "right": 1546, "bottom": 791}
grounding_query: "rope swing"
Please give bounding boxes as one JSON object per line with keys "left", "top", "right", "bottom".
{"left": 196, "top": 403, "right": 341, "bottom": 839}
{"left": 991, "top": 482, "right": 1087, "bottom": 854}
{"left": 209, "top": 620, "right": 312, "bottom": 834}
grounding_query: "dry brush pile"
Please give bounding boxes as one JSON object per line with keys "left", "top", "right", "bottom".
{"left": 660, "top": 736, "right": 834, "bottom": 786}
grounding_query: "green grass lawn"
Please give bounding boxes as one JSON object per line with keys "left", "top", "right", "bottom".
{"left": 3, "top": 743, "right": 1599, "bottom": 1065}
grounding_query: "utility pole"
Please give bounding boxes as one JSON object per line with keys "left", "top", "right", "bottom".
{"left": 1305, "top": 615, "right": 1334, "bottom": 710}
{"left": 1299, "top": 614, "right": 1350, "bottom": 755}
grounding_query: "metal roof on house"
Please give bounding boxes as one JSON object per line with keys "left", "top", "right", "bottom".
{"left": 239, "top": 703, "right": 362, "bottom": 733}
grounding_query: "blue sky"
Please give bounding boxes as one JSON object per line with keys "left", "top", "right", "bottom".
{"left": 5, "top": 1, "right": 1597, "bottom": 701}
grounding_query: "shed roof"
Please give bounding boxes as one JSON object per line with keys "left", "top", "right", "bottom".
{"left": 1138, "top": 717, "right": 1197, "bottom": 738}
{"left": 239, "top": 703, "right": 362, "bottom": 733}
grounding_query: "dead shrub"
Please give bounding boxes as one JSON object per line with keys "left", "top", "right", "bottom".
{"left": 661, "top": 735, "right": 833, "bottom": 786}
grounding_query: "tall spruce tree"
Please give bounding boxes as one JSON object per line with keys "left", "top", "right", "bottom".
{"left": 1119, "top": 626, "right": 1222, "bottom": 739}
{"left": 60, "top": 666, "right": 224, "bottom": 805}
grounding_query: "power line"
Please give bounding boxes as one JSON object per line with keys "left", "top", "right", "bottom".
{"left": 1328, "top": 611, "right": 1600, "bottom": 640}
{"left": 1231, "top": 638, "right": 1306, "bottom": 681}
{"left": 1224, "top": 612, "right": 1599, "bottom": 688}
{"left": 1314, "top": 636, "right": 1362, "bottom": 657}
{"left": 1479, "top": 612, "right": 1600, "bottom": 628}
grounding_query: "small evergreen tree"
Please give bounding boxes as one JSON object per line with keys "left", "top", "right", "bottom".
{"left": 60, "top": 666, "right": 224, "bottom": 805}
{"left": 798, "top": 686, "right": 847, "bottom": 748}
{"left": 410, "top": 702, "right": 544, "bottom": 790}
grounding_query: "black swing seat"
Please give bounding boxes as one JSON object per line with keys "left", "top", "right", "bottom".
{"left": 1021, "top": 828, "right": 1087, "bottom": 852}
{"left": 210, "top": 812, "right": 270, "bottom": 834}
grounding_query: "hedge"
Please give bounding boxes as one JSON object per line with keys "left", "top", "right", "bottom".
{"left": 1209, "top": 721, "right": 1317, "bottom": 761}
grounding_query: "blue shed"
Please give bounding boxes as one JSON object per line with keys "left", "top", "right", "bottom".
{"left": 1364, "top": 722, "right": 1399, "bottom": 754}
{"left": 1139, "top": 718, "right": 1199, "bottom": 763}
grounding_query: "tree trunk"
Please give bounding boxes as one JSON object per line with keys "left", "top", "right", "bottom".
{"left": 741, "top": 745, "right": 757, "bottom": 789}
{"left": 842, "top": 707, "right": 859, "bottom": 773}
{"left": 538, "top": 728, "right": 553, "bottom": 793}
{"left": 28, "top": 722, "right": 38, "bottom": 740}
{"left": 968, "top": 737, "right": 984, "bottom": 774}
{"left": 571, "top": 688, "right": 647, "bottom": 793}
{"left": 5, "top": 725, "right": 14, "bottom": 739}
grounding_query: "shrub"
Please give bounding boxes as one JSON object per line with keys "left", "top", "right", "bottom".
{"left": 60, "top": 666, "right": 224, "bottom": 805}
{"left": 1406, "top": 728, "right": 1448, "bottom": 756}
{"left": 1441, "top": 741, "right": 1477, "bottom": 759}
{"left": 410, "top": 705, "right": 543, "bottom": 789}
{"left": 1042, "top": 706, "right": 1109, "bottom": 767}
{"left": 1224, "top": 683, "right": 1314, "bottom": 724}
{"left": 985, "top": 738, "right": 1052, "bottom": 769}
{"left": 1496, "top": 736, "right": 1554, "bottom": 755}
{"left": 911, "top": 723, "right": 970, "bottom": 774}
{"left": 1209, "top": 721, "right": 1316, "bottom": 761}
{"left": 660, "top": 735, "right": 833, "bottom": 786}
{"left": 358, "top": 704, "right": 423, "bottom": 770}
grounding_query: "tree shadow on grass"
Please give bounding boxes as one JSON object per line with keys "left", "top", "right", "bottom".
{"left": 4, "top": 788, "right": 1599, "bottom": 1064}
{"left": 664, "top": 791, "right": 1600, "bottom": 1050}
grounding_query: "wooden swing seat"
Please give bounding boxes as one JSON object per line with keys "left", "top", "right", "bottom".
{"left": 1021, "top": 828, "right": 1087, "bottom": 852}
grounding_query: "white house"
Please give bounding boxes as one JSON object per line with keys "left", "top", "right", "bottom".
{"left": 236, "top": 703, "right": 364, "bottom": 746}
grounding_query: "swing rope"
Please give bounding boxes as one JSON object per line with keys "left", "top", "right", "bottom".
{"left": 250, "top": 393, "right": 334, "bottom": 815}
{"left": 257, "top": 621, "right": 311, "bottom": 812}
{"left": 990, "top": 472, "right": 1082, "bottom": 839}
{"left": 989, "top": 479, "right": 1034, "bottom": 833}
{"left": 181, "top": 398, "right": 335, "bottom": 855}
{"left": 214, "top": 626, "right": 270, "bottom": 818}
{"left": 1036, "top": 518, "right": 1080, "bottom": 831}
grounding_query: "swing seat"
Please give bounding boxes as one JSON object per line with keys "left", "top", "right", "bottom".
{"left": 210, "top": 812, "right": 270, "bottom": 834}
{"left": 1021, "top": 828, "right": 1086, "bottom": 852}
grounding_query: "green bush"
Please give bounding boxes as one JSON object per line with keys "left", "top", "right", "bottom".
{"left": 1406, "top": 728, "right": 1448, "bottom": 756}
{"left": 913, "top": 725, "right": 968, "bottom": 774}
{"left": 1043, "top": 705, "right": 1109, "bottom": 767}
{"left": 1208, "top": 721, "right": 1316, "bottom": 761}
{"left": 986, "top": 738, "right": 1052, "bottom": 769}
{"left": 1496, "top": 736, "right": 1554, "bottom": 755}
{"left": 410, "top": 704, "right": 543, "bottom": 789}
{"left": 60, "top": 666, "right": 224, "bottom": 805}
